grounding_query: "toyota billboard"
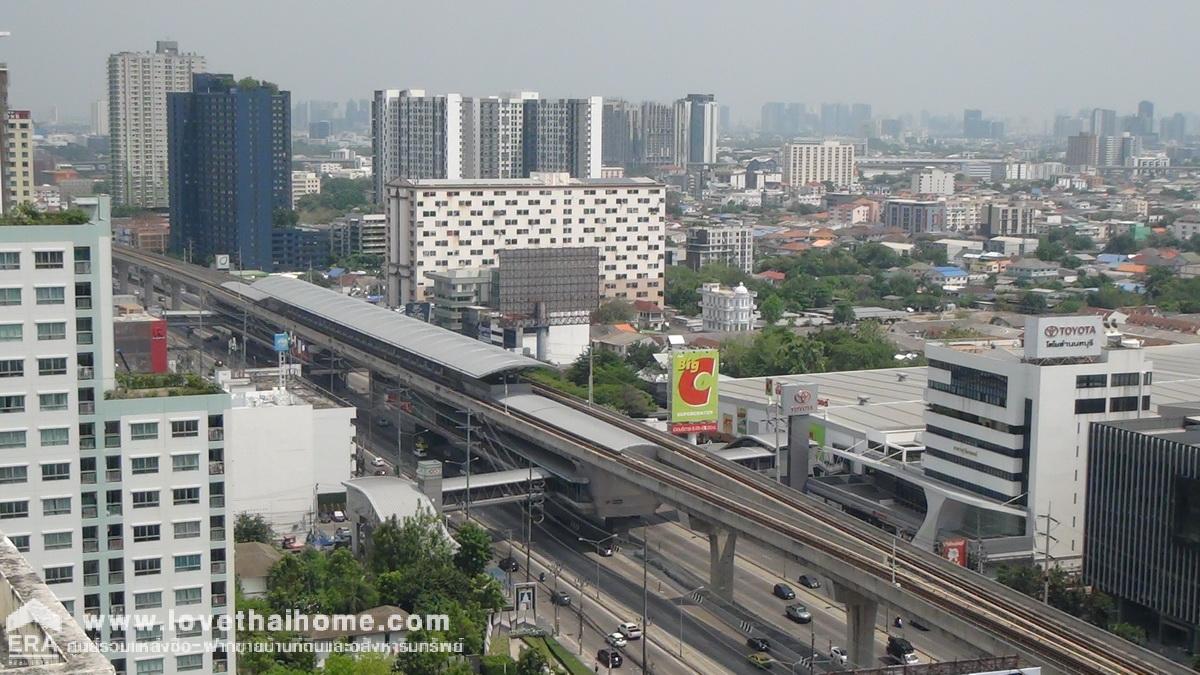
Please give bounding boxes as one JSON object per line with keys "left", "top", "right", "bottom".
{"left": 1025, "top": 316, "right": 1103, "bottom": 359}
{"left": 670, "top": 350, "right": 719, "bottom": 434}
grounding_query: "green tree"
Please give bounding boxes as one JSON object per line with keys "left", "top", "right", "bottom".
{"left": 516, "top": 646, "right": 550, "bottom": 675}
{"left": 322, "top": 548, "right": 378, "bottom": 614}
{"left": 1020, "top": 292, "right": 1047, "bottom": 314}
{"left": 625, "top": 342, "right": 660, "bottom": 370}
{"left": 296, "top": 177, "right": 371, "bottom": 213}
{"left": 592, "top": 299, "right": 636, "bottom": 324}
{"left": 996, "top": 564, "right": 1042, "bottom": 597}
{"left": 272, "top": 208, "right": 299, "bottom": 228}
{"left": 368, "top": 510, "right": 452, "bottom": 575}
{"left": 234, "top": 513, "right": 273, "bottom": 543}
{"left": 299, "top": 271, "right": 332, "bottom": 288}
{"left": 321, "top": 652, "right": 394, "bottom": 674}
{"left": 1103, "top": 233, "right": 1139, "bottom": 255}
{"left": 453, "top": 522, "right": 493, "bottom": 577}
{"left": 1107, "top": 622, "right": 1147, "bottom": 646}
{"left": 1036, "top": 239, "right": 1066, "bottom": 262}
{"left": 759, "top": 294, "right": 785, "bottom": 326}
{"left": 832, "top": 303, "right": 856, "bottom": 324}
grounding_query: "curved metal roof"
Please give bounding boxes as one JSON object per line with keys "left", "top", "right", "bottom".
{"left": 250, "top": 275, "right": 541, "bottom": 380}
{"left": 496, "top": 392, "right": 662, "bottom": 456}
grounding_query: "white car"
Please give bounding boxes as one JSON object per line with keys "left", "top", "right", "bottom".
{"left": 371, "top": 457, "right": 386, "bottom": 467}
{"left": 617, "top": 621, "right": 642, "bottom": 640}
{"left": 901, "top": 652, "right": 920, "bottom": 665}
{"left": 829, "top": 646, "right": 848, "bottom": 666}
{"left": 605, "top": 633, "right": 627, "bottom": 649}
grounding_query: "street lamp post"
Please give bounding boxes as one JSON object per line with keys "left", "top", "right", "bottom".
{"left": 679, "top": 585, "right": 704, "bottom": 657}
{"left": 578, "top": 534, "right": 617, "bottom": 603}
{"left": 577, "top": 579, "right": 588, "bottom": 656}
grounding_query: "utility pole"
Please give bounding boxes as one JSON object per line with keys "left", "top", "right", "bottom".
{"left": 1037, "top": 502, "right": 1059, "bottom": 605}
{"left": 552, "top": 564, "right": 563, "bottom": 636}
{"left": 641, "top": 523, "right": 649, "bottom": 674}
{"left": 524, "top": 463, "right": 533, "bottom": 583}
{"left": 577, "top": 579, "right": 587, "bottom": 655}
{"left": 587, "top": 345, "right": 594, "bottom": 405}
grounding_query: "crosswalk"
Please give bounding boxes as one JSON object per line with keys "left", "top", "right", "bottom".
{"left": 739, "top": 619, "right": 753, "bottom": 634}
{"left": 689, "top": 590, "right": 706, "bottom": 604}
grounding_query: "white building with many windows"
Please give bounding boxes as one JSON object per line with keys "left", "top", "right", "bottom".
{"left": 911, "top": 167, "right": 955, "bottom": 196}
{"left": 384, "top": 173, "right": 664, "bottom": 306}
{"left": 699, "top": 282, "right": 756, "bottom": 332}
{"left": 0, "top": 196, "right": 235, "bottom": 674}
{"left": 291, "top": 170, "right": 321, "bottom": 208}
{"left": 781, "top": 140, "right": 856, "bottom": 188}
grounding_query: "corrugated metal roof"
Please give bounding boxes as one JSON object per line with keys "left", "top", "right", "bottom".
{"left": 441, "top": 467, "right": 549, "bottom": 492}
{"left": 251, "top": 275, "right": 541, "bottom": 379}
{"left": 221, "top": 280, "right": 270, "bottom": 302}
{"left": 497, "top": 392, "right": 660, "bottom": 455}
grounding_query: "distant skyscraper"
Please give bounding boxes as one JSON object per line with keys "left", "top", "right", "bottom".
{"left": 963, "top": 109, "right": 986, "bottom": 138}
{"left": 1161, "top": 113, "right": 1187, "bottom": 143}
{"left": 89, "top": 98, "right": 109, "bottom": 136}
{"left": 639, "top": 101, "right": 675, "bottom": 165}
{"left": 1054, "top": 114, "right": 1084, "bottom": 139}
{"left": 1066, "top": 133, "right": 1099, "bottom": 167}
{"left": 602, "top": 99, "right": 640, "bottom": 168}
{"left": 168, "top": 73, "right": 292, "bottom": 271}
{"left": 1090, "top": 108, "right": 1117, "bottom": 137}
{"left": 108, "top": 41, "right": 206, "bottom": 208}
{"left": 719, "top": 104, "right": 731, "bottom": 133}
{"left": 292, "top": 101, "right": 309, "bottom": 130}
{"left": 821, "top": 103, "right": 850, "bottom": 136}
{"left": 1137, "top": 100, "right": 1155, "bottom": 135}
{"left": 761, "top": 102, "right": 786, "bottom": 134}
{"left": 4, "top": 110, "right": 34, "bottom": 209}
{"left": 371, "top": 89, "right": 466, "bottom": 200}
{"left": 673, "top": 93, "right": 717, "bottom": 165}
{"left": 850, "top": 103, "right": 872, "bottom": 135}
{"left": 476, "top": 93, "right": 534, "bottom": 178}
{"left": 522, "top": 96, "right": 602, "bottom": 178}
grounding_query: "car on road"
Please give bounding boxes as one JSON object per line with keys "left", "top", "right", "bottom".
{"left": 772, "top": 583, "right": 796, "bottom": 600}
{"left": 371, "top": 457, "right": 386, "bottom": 467}
{"left": 373, "top": 469, "right": 388, "bottom": 476}
{"left": 746, "top": 637, "right": 770, "bottom": 652}
{"left": 597, "top": 649, "right": 622, "bottom": 667}
{"left": 617, "top": 622, "right": 642, "bottom": 640}
{"left": 829, "top": 646, "right": 848, "bottom": 666}
{"left": 605, "top": 633, "right": 627, "bottom": 649}
{"left": 797, "top": 574, "right": 821, "bottom": 589}
{"left": 497, "top": 557, "right": 519, "bottom": 573}
{"left": 550, "top": 590, "right": 571, "bottom": 607}
{"left": 887, "top": 636, "right": 919, "bottom": 665}
{"left": 318, "top": 512, "right": 332, "bottom": 524}
{"left": 784, "top": 604, "right": 812, "bottom": 623}
{"left": 748, "top": 651, "right": 773, "bottom": 669}
{"left": 331, "top": 510, "right": 346, "bottom": 523}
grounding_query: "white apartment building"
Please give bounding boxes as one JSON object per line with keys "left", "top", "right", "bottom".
{"left": 923, "top": 317, "right": 1151, "bottom": 567}
{"left": 91, "top": 98, "right": 110, "bottom": 137}
{"left": 699, "top": 283, "right": 756, "bottom": 332}
{"left": 358, "top": 213, "right": 387, "bottom": 258}
{"left": 941, "top": 198, "right": 980, "bottom": 232}
{"left": 371, "top": 89, "right": 465, "bottom": 200}
{"left": 1170, "top": 220, "right": 1200, "bottom": 241}
{"left": 4, "top": 110, "right": 34, "bottom": 209}
{"left": 673, "top": 94, "right": 718, "bottom": 166}
{"left": 883, "top": 199, "right": 945, "bottom": 234}
{"left": 475, "top": 94, "right": 535, "bottom": 179}
{"left": 107, "top": 41, "right": 205, "bottom": 208}
{"left": 0, "top": 196, "right": 234, "bottom": 674}
{"left": 912, "top": 167, "right": 954, "bottom": 195}
{"left": 291, "top": 170, "right": 321, "bottom": 208}
{"left": 522, "top": 96, "right": 602, "bottom": 179}
{"left": 981, "top": 202, "right": 1036, "bottom": 237}
{"left": 384, "top": 172, "right": 664, "bottom": 306}
{"left": 685, "top": 225, "right": 753, "bottom": 274}
{"left": 781, "top": 141, "right": 855, "bottom": 188}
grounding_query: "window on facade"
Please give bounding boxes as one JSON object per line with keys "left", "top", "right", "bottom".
{"left": 36, "top": 322, "right": 66, "bottom": 341}
{"left": 135, "top": 625, "right": 163, "bottom": 642}
{"left": 130, "top": 422, "right": 158, "bottom": 440}
{"left": 1074, "top": 397, "right": 1106, "bottom": 414}
{"left": 174, "top": 554, "right": 201, "bottom": 572}
{"left": 173, "top": 488, "right": 200, "bottom": 505}
{"left": 9, "top": 534, "right": 29, "bottom": 552}
{"left": 0, "top": 359, "right": 21, "bottom": 378}
{"left": 131, "top": 457, "right": 159, "bottom": 475}
{"left": 40, "top": 428, "right": 68, "bottom": 446}
{"left": 133, "top": 558, "right": 161, "bottom": 576}
{"left": 43, "top": 531, "right": 72, "bottom": 550}
{"left": 0, "top": 466, "right": 27, "bottom": 484}
{"left": 174, "top": 587, "right": 202, "bottom": 606}
{"left": 0, "top": 252, "right": 19, "bottom": 270}
{"left": 34, "top": 287, "right": 65, "bottom": 305}
{"left": 176, "top": 654, "right": 203, "bottom": 671}
{"left": 41, "top": 463, "right": 69, "bottom": 481}
{"left": 134, "top": 591, "right": 162, "bottom": 610}
{"left": 173, "top": 521, "right": 201, "bottom": 539}
{"left": 1111, "top": 372, "right": 1141, "bottom": 387}
{"left": 1075, "top": 374, "right": 1107, "bottom": 388}
{"left": 42, "top": 497, "right": 70, "bottom": 515}
{"left": 132, "top": 490, "right": 160, "bottom": 508}
{"left": 0, "top": 288, "right": 19, "bottom": 306}
{"left": 0, "top": 324, "right": 22, "bottom": 342}
{"left": 1109, "top": 396, "right": 1139, "bottom": 412}
{"left": 33, "top": 251, "right": 63, "bottom": 269}
{"left": 0, "top": 500, "right": 28, "bottom": 519}
{"left": 39, "top": 392, "right": 68, "bottom": 411}
{"left": 43, "top": 565, "right": 72, "bottom": 585}
{"left": 135, "top": 658, "right": 164, "bottom": 675}
{"left": 0, "top": 395, "right": 25, "bottom": 414}
{"left": 170, "top": 420, "right": 199, "bottom": 438}
{"left": 133, "top": 524, "right": 160, "bottom": 543}
{"left": 37, "top": 357, "right": 66, "bottom": 375}
{"left": 172, "top": 454, "right": 199, "bottom": 472}
{"left": 0, "top": 431, "right": 23, "bottom": 450}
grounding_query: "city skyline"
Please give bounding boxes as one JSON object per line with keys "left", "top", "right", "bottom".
{"left": 2, "top": 0, "right": 1200, "bottom": 126}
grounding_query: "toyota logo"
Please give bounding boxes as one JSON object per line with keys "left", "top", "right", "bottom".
{"left": 796, "top": 390, "right": 811, "bottom": 405}
{"left": 1043, "top": 325, "right": 1059, "bottom": 337}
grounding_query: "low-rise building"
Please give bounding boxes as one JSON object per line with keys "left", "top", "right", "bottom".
{"left": 685, "top": 224, "right": 753, "bottom": 274}
{"left": 883, "top": 199, "right": 944, "bottom": 234}
{"left": 987, "top": 236, "right": 1040, "bottom": 257}
{"left": 1006, "top": 258, "right": 1060, "bottom": 281}
{"left": 291, "top": 170, "right": 321, "bottom": 207}
{"left": 700, "top": 282, "right": 756, "bottom": 332}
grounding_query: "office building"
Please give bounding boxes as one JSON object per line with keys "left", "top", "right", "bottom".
{"left": 686, "top": 225, "right": 753, "bottom": 274}
{"left": 980, "top": 202, "right": 1035, "bottom": 237}
{"left": 107, "top": 41, "right": 206, "bottom": 208}
{"left": 384, "top": 172, "right": 664, "bottom": 306}
{"left": 291, "top": 170, "right": 321, "bottom": 207}
{"left": 761, "top": 102, "right": 788, "bottom": 134}
{"left": 923, "top": 318, "right": 1151, "bottom": 567}
{"left": 271, "top": 224, "right": 331, "bottom": 271}
{"left": 371, "top": 89, "right": 466, "bottom": 200}
{"left": 521, "top": 96, "right": 602, "bottom": 178}
{"left": 1053, "top": 115, "right": 1084, "bottom": 139}
{"left": 0, "top": 196, "right": 235, "bottom": 674}
{"left": 912, "top": 167, "right": 955, "bottom": 196}
{"left": 476, "top": 93, "right": 535, "bottom": 179}
{"left": 1161, "top": 113, "right": 1187, "bottom": 144}
{"left": 1066, "top": 133, "right": 1099, "bottom": 167}
{"left": 700, "top": 283, "right": 756, "bottom": 332}
{"left": 674, "top": 93, "right": 717, "bottom": 166}
{"left": 884, "top": 199, "right": 945, "bottom": 234}
{"left": 1091, "top": 108, "right": 1117, "bottom": 138}
{"left": 602, "top": 99, "right": 640, "bottom": 168}
{"left": 1086, "top": 405, "right": 1200, "bottom": 653}
{"left": 90, "top": 98, "right": 110, "bottom": 137}
{"left": 639, "top": 101, "right": 675, "bottom": 166}
{"left": 942, "top": 198, "right": 980, "bottom": 232}
{"left": 168, "top": 73, "right": 292, "bottom": 271}
{"left": 1136, "top": 100, "right": 1155, "bottom": 136}
{"left": 781, "top": 140, "right": 855, "bottom": 188}
{"left": 4, "top": 110, "right": 34, "bottom": 209}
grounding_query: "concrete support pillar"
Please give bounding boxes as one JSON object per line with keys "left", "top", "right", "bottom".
{"left": 117, "top": 262, "right": 134, "bottom": 295}
{"left": 833, "top": 584, "right": 878, "bottom": 668}
{"left": 693, "top": 516, "right": 737, "bottom": 601}
{"left": 415, "top": 461, "right": 443, "bottom": 516}
{"left": 535, "top": 326, "right": 549, "bottom": 361}
{"left": 170, "top": 283, "right": 184, "bottom": 311}
{"left": 398, "top": 415, "right": 416, "bottom": 468}
{"left": 786, "top": 414, "right": 812, "bottom": 489}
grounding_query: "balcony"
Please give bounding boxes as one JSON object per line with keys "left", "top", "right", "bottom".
{"left": 79, "top": 401, "right": 95, "bottom": 415}
{"left": 75, "top": 297, "right": 92, "bottom": 310}
{"left": 108, "top": 571, "right": 124, "bottom": 585}
{"left": 212, "top": 594, "right": 226, "bottom": 608}
{"left": 77, "top": 332, "right": 93, "bottom": 345}
{"left": 211, "top": 561, "right": 226, "bottom": 575}
{"left": 110, "top": 604, "right": 124, "bottom": 616}
{"left": 83, "top": 573, "right": 99, "bottom": 587}
{"left": 106, "top": 504, "right": 122, "bottom": 516}
{"left": 81, "top": 470, "right": 96, "bottom": 484}
{"left": 209, "top": 496, "right": 224, "bottom": 509}
{"left": 107, "top": 536, "right": 123, "bottom": 551}
{"left": 104, "top": 434, "right": 120, "bottom": 448}
{"left": 105, "top": 469, "right": 121, "bottom": 483}
{"left": 80, "top": 435, "right": 96, "bottom": 449}
{"left": 210, "top": 528, "right": 225, "bottom": 542}
{"left": 208, "top": 428, "right": 224, "bottom": 442}
{"left": 74, "top": 261, "right": 91, "bottom": 274}
{"left": 208, "top": 461, "right": 224, "bottom": 476}
{"left": 82, "top": 505, "right": 98, "bottom": 519}
{"left": 82, "top": 539, "right": 99, "bottom": 553}
{"left": 214, "top": 660, "right": 228, "bottom": 673}
{"left": 83, "top": 607, "right": 101, "bottom": 619}
{"left": 78, "top": 366, "right": 94, "bottom": 380}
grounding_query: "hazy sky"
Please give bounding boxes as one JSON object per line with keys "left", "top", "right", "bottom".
{"left": 3, "top": 0, "right": 1198, "bottom": 125}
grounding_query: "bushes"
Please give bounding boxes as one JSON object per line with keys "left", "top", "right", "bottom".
{"left": 481, "top": 655, "right": 517, "bottom": 675}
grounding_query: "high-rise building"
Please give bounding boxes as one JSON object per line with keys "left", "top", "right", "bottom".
{"left": 639, "top": 101, "right": 675, "bottom": 165}
{"left": 384, "top": 173, "right": 664, "bottom": 306}
{"left": 1136, "top": 100, "right": 1154, "bottom": 133}
{"left": 883, "top": 199, "right": 945, "bottom": 234}
{"left": 0, "top": 62, "right": 8, "bottom": 214}
{"left": 1090, "top": 108, "right": 1117, "bottom": 137}
{"left": 4, "top": 110, "right": 34, "bottom": 209}
{"left": 1066, "top": 133, "right": 1099, "bottom": 167}
{"left": 923, "top": 322, "right": 1151, "bottom": 567}
{"left": 686, "top": 225, "right": 753, "bottom": 274}
{"left": 602, "top": 99, "right": 641, "bottom": 169}
{"left": 719, "top": 105, "right": 731, "bottom": 133}
{"left": 1161, "top": 113, "right": 1187, "bottom": 144}
{"left": 168, "top": 73, "right": 292, "bottom": 271}
{"left": 1097, "top": 133, "right": 1141, "bottom": 167}
{"left": 90, "top": 98, "right": 109, "bottom": 136}
{"left": 761, "top": 102, "right": 787, "bottom": 134}
{"left": 0, "top": 196, "right": 235, "bottom": 674}
{"left": 781, "top": 140, "right": 856, "bottom": 188}
{"left": 476, "top": 93, "right": 535, "bottom": 179}
{"left": 673, "top": 94, "right": 717, "bottom": 166}
{"left": 1053, "top": 114, "right": 1084, "bottom": 139}
{"left": 371, "top": 89, "right": 466, "bottom": 200}
{"left": 912, "top": 167, "right": 955, "bottom": 196}
{"left": 107, "top": 41, "right": 206, "bottom": 208}
{"left": 821, "top": 103, "right": 850, "bottom": 136}
{"left": 522, "top": 96, "right": 602, "bottom": 178}
{"left": 850, "top": 103, "right": 872, "bottom": 135}
{"left": 980, "top": 202, "right": 1035, "bottom": 237}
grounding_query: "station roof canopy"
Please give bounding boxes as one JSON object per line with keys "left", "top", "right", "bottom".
{"left": 251, "top": 275, "right": 542, "bottom": 380}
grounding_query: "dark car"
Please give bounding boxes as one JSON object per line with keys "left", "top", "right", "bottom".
{"left": 747, "top": 637, "right": 771, "bottom": 652}
{"left": 373, "top": 469, "right": 388, "bottom": 476}
{"left": 797, "top": 574, "right": 821, "bottom": 589}
{"left": 910, "top": 617, "right": 930, "bottom": 632}
{"left": 551, "top": 590, "right": 572, "bottom": 607}
{"left": 772, "top": 583, "right": 795, "bottom": 600}
{"left": 597, "top": 648, "right": 623, "bottom": 667}
{"left": 599, "top": 543, "right": 615, "bottom": 557}
{"left": 785, "top": 604, "right": 812, "bottom": 623}
{"left": 498, "top": 557, "right": 520, "bottom": 573}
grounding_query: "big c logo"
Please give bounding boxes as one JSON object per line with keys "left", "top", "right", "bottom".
{"left": 671, "top": 350, "right": 720, "bottom": 423}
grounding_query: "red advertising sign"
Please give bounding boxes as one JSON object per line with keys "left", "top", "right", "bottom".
{"left": 941, "top": 538, "right": 968, "bottom": 567}
{"left": 670, "top": 421, "right": 718, "bottom": 434}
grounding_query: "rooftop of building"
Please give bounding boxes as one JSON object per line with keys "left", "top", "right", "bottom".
{"left": 222, "top": 368, "right": 348, "bottom": 410}
{"left": 1095, "top": 402, "right": 1200, "bottom": 447}
{"left": 105, "top": 372, "right": 224, "bottom": 400}
{"left": 391, "top": 172, "right": 662, "bottom": 189}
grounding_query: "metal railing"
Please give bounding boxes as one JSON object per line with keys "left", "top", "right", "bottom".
{"left": 104, "top": 434, "right": 120, "bottom": 448}
{"left": 105, "top": 469, "right": 121, "bottom": 482}
{"left": 208, "top": 461, "right": 224, "bottom": 475}
{"left": 107, "top": 536, "right": 123, "bottom": 550}
{"left": 210, "top": 495, "right": 224, "bottom": 508}
{"left": 76, "top": 332, "right": 93, "bottom": 345}
{"left": 75, "top": 297, "right": 92, "bottom": 310}
{"left": 211, "top": 561, "right": 226, "bottom": 574}
{"left": 80, "top": 435, "right": 96, "bottom": 449}
{"left": 208, "top": 428, "right": 224, "bottom": 442}
{"left": 74, "top": 261, "right": 91, "bottom": 274}
{"left": 81, "top": 470, "right": 96, "bottom": 484}
{"left": 106, "top": 503, "right": 122, "bottom": 516}
{"left": 108, "top": 571, "right": 124, "bottom": 584}
{"left": 79, "top": 401, "right": 95, "bottom": 415}
{"left": 83, "top": 573, "right": 99, "bottom": 587}
{"left": 82, "top": 539, "right": 99, "bottom": 553}
{"left": 82, "top": 506, "right": 98, "bottom": 518}
{"left": 78, "top": 366, "right": 93, "bottom": 380}
{"left": 210, "top": 527, "right": 225, "bottom": 541}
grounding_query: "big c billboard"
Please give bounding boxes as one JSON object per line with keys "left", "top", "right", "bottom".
{"left": 670, "top": 350, "right": 719, "bottom": 433}
{"left": 1025, "top": 316, "right": 1103, "bottom": 359}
